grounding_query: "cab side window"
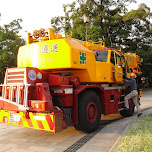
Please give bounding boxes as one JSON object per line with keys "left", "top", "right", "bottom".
{"left": 95, "top": 51, "right": 108, "bottom": 62}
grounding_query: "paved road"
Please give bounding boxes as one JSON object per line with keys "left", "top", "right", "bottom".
{"left": 0, "top": 89, "right": 152, "bottom": 152}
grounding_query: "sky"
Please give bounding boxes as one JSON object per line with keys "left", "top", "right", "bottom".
{"left": 0, "top": 0, "right": 72, "bottom": 39}
{"left": 0, "top": 0, "right": 152, "bottom": 40}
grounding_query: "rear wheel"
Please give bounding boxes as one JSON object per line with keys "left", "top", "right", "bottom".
{"left": 76, "top": 90, "right": 101, "bottom": 133}
{"left": 120, "top": 99, "right": 135, "bottom": 117}
{"left": 74, "top": 124, "right": 81, "bottom": 131}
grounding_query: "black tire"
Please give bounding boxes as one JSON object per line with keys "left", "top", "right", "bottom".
{"left": 74, "top": 124, "right": 81, "bottom": 131}
{"left": 77, "top": 90, "right": 101, "bottom": 133}
{"left": 120, "top": 99, "right": 135, "bottom": 117}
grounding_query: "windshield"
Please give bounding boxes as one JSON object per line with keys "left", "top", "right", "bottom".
{"left": 95, "top": 51, "right": 108, "bottom": 62}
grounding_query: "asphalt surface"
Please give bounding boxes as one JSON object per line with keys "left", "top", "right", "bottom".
{"left": 0, "top": 88, "right": 151, "bottom": 152}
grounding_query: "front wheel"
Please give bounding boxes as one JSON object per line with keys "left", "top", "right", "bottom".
{"left": 120, "top": 99, "right": 135, "bottom": 117}
{"left": 77, "top": 90, "right": 101, "bottom": 133}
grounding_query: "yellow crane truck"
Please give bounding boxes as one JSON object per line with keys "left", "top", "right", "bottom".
{"left": 0, "top": 28, "right": 142, "bottom": 133}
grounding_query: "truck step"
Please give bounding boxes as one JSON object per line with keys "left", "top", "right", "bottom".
{"left": 118, "top": 101, "right": 124, "bottom": 104}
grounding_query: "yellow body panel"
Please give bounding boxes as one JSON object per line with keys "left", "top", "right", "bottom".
{"left": 17, "top": 38, "right": 123, "bottom": 83}
{"left": 18, "top": 39, "right": 94, "bottom": 70}
{"left": 18, "top": 39, "right": 71, "bottom": 69}
{"left": 18, "top": 38, "right": 97, "bottom": 83}
{"left": 95, "top": 62, "right": 114, "bottom": 83}
{"left": 18, "top": 38, "right": 118, "bottom": 83}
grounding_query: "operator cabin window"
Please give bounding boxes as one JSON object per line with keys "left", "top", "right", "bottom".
{"left": 95, "top": 51, "right": 108, "bottom": 62}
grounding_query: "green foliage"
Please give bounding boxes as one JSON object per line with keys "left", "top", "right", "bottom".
{"left": 136, "top": 48, "right": 152, "bottom": 86}
{"left": 117, "top": 114, "right": 152, "bottom": 152}
{"left": 122, "top": 4, "right": 152, "bottom": 52}
{"left": 51, "top": 0, "right": 136, "bottom": 44}
{"left": 51, "top": 1, "right": 152, "bottom": 48}
{"left": 51, "top": 0, "right": 152, "bottom": 86}
{"left": 0, "top": 19, "right": 25, "bottom": 83}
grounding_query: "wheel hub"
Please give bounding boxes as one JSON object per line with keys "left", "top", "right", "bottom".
{"left": 86, "top": 102, "right": 97, "bottom": 123}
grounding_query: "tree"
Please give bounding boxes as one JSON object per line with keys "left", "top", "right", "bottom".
{"left": 51, "top": 0, "right": 139, "bottom": 45}
{"left": 0, "top": 18, "right": 25, "bottom": 83}
{"left": 122, "top": 4, "right": 152, "bottom": 52}
{"left": 51, "top": 1, "right": 152, "bottom": 49}
{"left": 136, "top": 47, "right": 152, "bottom": 87}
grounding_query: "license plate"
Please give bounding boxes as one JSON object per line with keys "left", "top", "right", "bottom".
{"left": 13, "top": 114, "right": 21, "bottom": 122}
{"left": 9, "top": 112, "right": 21, "bottom": 124}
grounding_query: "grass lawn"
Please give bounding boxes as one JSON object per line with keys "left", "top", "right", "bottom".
{"left": 116, "top": 114, "right": 152, "bottom": 152}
